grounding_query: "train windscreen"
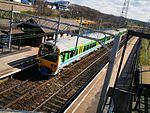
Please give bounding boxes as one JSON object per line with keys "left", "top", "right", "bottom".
{"left": 39, "top": 44, "right": 58, "bottom": 62}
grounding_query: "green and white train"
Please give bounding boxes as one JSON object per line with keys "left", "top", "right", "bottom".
{"left": 36, "top": 29, "right": 127, "bottom": 75}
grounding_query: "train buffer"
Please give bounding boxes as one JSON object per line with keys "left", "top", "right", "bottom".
{"left": 0, "top": 47, "right": 38, "bottom": 80}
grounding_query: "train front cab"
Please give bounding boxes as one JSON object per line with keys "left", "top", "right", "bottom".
{"left": 37, "top": 44, "right": 60, "bottom": 76}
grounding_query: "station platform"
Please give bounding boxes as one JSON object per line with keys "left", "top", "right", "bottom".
{"left": 0, "top": 47, "right": 38, "bottom": 80}
{"left": 65, "top": 37, "right": 139, "bottom": 113}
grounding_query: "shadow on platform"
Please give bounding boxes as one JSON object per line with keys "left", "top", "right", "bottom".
{"left": 12, "top": 67, "right": 51, "bottom": 82}
{"left": 8, "top": 55, "right": 36, "bottom": 69}
{"left": 9, "top": 62, "right": 51, "bottom": 82}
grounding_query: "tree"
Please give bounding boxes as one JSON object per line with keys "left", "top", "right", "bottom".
{"left": 35, "top": 0, "right": 46, "bottom": 15}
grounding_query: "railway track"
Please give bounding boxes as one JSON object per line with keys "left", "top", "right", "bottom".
{"left": 0, "top": 67, "right": 46, "bottom": 108}
{"left": 0, "top": 37, "right": 127, "bottom": 112}
{"left": 1, "top": 50, "right": 109, "bottom": 112}
{"left": 33, "top": 51, "right": 109, "bottom": 112}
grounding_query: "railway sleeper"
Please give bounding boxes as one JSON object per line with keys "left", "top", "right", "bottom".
{"left": 64, "top": 88, "right": 72, "bottom": 94}
{"left": 43, "top": 105, "right": 57, "bottom": 113}
{"left": 75, "top": 85, "right": 81, "bottom": 90}
{"left": 66, "top": 89, "right": 77, "bottom": 98}
{"left": 18, "top": 84, "right": 32, "bottom": 91}
{"left": 55, "top": 96, "right": 68, "bottom": 101}
{"left": 74, "top": 79, "right": 90, "bottom": 89}
{"left": 0, "top": 105, "right": 3, "bottom": 108}
{"left": 81, "top": 80, "right": 89, "bottom": 85}
{"left": 55, "top": 82, "right": 63, "bottom": 87}
{"left": 10, "top": 94, "right": 20, "bottom": 99}
{"left": 19, "top": 100, "right": 33, "bottom": 107}
{"left": 51, "top": 82, "right": 63, "bottom": 88}
{"left": 19, "top": 86, "right": 36, "bottom": 94}
{"left": 80, "top": 79, "right": 87, "bottom": 84}
{"left": 45, "top": 92, "right": 52, "bottom": 98}
{"left": 47, "top": 101, "right": 61, "bottom": 109}
{"left": 31, "top": 103, "right": 40, "bottom": 109}
{"left": 0, "top": 98, "right": 10, "bottom": 105}
{"left": 11, "top": 92, "right": 22, "bottom": 98}
{"left": 52, "top": 98, "right": 65, "bottom": 104}
{"left": 2, "top": 95, "right": 14, "bottom": 101}
{"left": 13, "top": 91, "right": 22, "bottom": 95}
{"left": 61, "top": 89, "right": 72, "bottom": 96}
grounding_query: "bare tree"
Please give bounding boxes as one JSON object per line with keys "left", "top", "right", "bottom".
{"left": 35, "top": 0, "right": 46, "bottom": 15}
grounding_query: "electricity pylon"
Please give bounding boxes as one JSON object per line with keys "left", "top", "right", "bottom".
{"left": 118, "top": 0, "right": 130, "bottom": 28}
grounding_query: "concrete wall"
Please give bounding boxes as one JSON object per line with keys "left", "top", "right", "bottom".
{"left": 0, "top": 0, "right": 35, "bottom": 11}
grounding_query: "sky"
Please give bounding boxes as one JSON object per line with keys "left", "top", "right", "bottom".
{"left": 68, "top": 0, "right": 150, "bottom": 22}
{"left": 49, "top": 0, "right": 150, "bottom": 22}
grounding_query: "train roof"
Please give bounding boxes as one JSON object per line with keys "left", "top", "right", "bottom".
{"left": 44, "top": 28, "right": 127, "bottom": 51}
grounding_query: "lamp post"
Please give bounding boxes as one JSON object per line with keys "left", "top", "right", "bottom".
{"left": 74, "top": 17, "right": 82, "bottom": 56}
{"left": 8, "top": 5, "right": 13, "bottom": 49}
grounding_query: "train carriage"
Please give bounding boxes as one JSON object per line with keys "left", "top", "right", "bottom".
{"left": 36, "top": 29, "right": 127, "bottom": 76}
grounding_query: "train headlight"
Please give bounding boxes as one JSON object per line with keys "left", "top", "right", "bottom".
{"left": 37, "top": 59, "right": 42, "bottom": 63}
{"left": 51, "top": 64, "right": 56, "bottom": 68}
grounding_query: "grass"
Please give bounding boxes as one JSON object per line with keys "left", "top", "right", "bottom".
{"left": 20, "top": 9, "right": 60, "bottom": 17}
{"left": 139, "top": 39, "right": 150, "bottom": 66}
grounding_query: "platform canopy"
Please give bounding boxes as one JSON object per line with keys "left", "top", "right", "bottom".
{"left": 17, "top": 17, "right": 79, "bottom": 34}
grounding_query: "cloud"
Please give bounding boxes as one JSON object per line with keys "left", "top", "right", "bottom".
{"left": 69, "top": 0, "right": 150, "bottom": 22}
{"left": 129, "top": 0, "right": 150, "bottom": 21}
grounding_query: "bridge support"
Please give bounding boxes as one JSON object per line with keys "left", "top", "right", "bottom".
{"left": 97, "top": 35, "right": 122, "bottom": 113}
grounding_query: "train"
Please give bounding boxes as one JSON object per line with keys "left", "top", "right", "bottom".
{"left": 36, "top": 29, "right": 127, "bottom": 76}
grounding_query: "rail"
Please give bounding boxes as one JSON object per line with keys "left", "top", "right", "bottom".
{"left": 0, "top": 36, "right": 126, "bottom": 112}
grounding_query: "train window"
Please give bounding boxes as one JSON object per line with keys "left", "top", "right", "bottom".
{"left": 92, "top": 43, "right": 94, "bottom": 47}
{"left": 67, "top": 52, "right": 70, "bottom": 59}
{"left": 92, "top": 43, "right": 95, "bottom": 47}
{"left": 106, "top": 37, "right": 109, "bottom": 41}
{"left": 101, "top": 38, "right": 103, "bottom": 42}
{"left": 83, "top": 46, "right": 86, "bottom": 51}
{"left": 65, "top": 52, "right": 68, "bottom": 61}
{"left": 39, "top": 44, "right": 58, "bottom": 62}
{"left": 90, "top": 44, "right": 93, "bottom": 48}
{"left": 75, "top": 49, "right": 78, "bottom": 55}
{"left": 103, "top": 38, "right": 105, "bottom": 42}
{"left": 106, "top": 37, "right": 108, "bottom": 41}
{"left": 86, "top": 45, "right": 88, "bottom": 50}
{"left": 60, "top": 52, "right": 65, "bottom": 62}
{"left": 86, "top": 46, "right": 88, "bottom": 50}
{"left": 70, "top": 50, "right": 74, "bottom": 58}
{"left": 87, "top": 45, "right": 90, "bottom": 50}
{"left": 89, "top": 44, "right": 91, "bottom": 49}
{"left": 104, "top": 38, "right": 106, "bottom": 41}
{"left": 39, "top": 44, "right": 53, "bottom": 56}
{"left": 88, "top": 44, "right": 90, "bottom": 48}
